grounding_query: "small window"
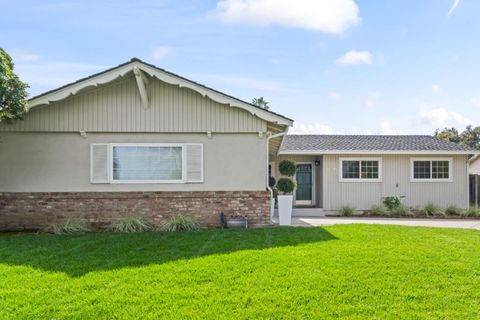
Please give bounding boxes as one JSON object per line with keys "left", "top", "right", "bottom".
{"left": 111, "top": 144, "right": 185, "bottom": 183}
{"left": 340, "top": 158, "right": 381, "bottom": 182}
{"left": 411, "top": 158, "right": 452, "bottom": 182}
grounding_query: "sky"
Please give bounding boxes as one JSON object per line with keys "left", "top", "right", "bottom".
{"left": 1, "top": 0, "right": 479, "bottom": 135}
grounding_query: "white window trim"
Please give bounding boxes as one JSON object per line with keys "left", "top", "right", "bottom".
{"left": 339, "top": 157, "right": 383, "bottom": 182}
{"left": 109, "top": 143, "right": 187, "bottom": 184}
{"left": 410, "top": 158, "right": 453, "bottom": 182}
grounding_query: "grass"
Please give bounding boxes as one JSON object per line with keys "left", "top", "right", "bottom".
{"left": 337, "top": 205, "right": 355, "bottom": 216}
{"left": 0, "top": 225, "right": 479, "bottom": 319}
{"left": 111, "top": 216, "right": 154, "bottom": 233}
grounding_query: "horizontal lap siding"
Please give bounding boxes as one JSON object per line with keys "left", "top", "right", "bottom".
{"left": 0, "top": 76, "right": 266, "bottom": 133}
{"left": 323, "top": 154, "right": 468, "bottom": 210}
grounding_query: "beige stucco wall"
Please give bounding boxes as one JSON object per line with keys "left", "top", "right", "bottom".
{"left": 0, "top": 132, "right": 267, "bottom": 192}
{"left": 272, "top": 153, "right": 469, "bottom": 210}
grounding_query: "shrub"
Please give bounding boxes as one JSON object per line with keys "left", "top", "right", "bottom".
{"left": 111, "top": 216, "right": 154, "bottom": 233}
{"left": 278, "top": 160, "right": 296, "bottom": 177}
{"left": 421, "top": 203, "right": 444, "bottom": 216}
{"left": 277, "top": 178, "right": 296, "bottom": 194}
{"left": 392, "top": 204, "right": 412, "bottom": 216}
{"left": 463, "top": 208, "right": 480, "bottom": 217}
{"left": 445, "top": 205, "right": 463, "bottom": 216}
{"left": 338, "top": 206, "right": 355, "bottom": 216}
{"left": 48, "top": 219, "right": 91, "bottom": 235}
{"left": 268, "top": 176, "right": 276, "bottom": 188}
{"left": 160, "top": 215, "right": 201, "bottom": 232}
{"left": 382, "top": 196, "right": 402, "bottom": 210}
{"left": 370, "top": 204, "right": 388, "bottom": 216}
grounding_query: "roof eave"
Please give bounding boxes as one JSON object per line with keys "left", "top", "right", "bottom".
{"left": 279, "top": 150, "right": 478, "bottom": 155}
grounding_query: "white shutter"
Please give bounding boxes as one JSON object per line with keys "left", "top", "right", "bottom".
{"left": 90, "top": 144, "right": 110, "bottom": 183}
{"left": 186, "top": 144, "right": 203, "bottom": 183}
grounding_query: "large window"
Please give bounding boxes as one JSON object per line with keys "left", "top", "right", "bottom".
{"left": 339, "top": 158, "right": 382, "bottom": 182}
{"left": 111, "top": 144, "right": 185, "bottom": 183}
{"left": 411, "top": 158, "right": 452, "bottom": 182}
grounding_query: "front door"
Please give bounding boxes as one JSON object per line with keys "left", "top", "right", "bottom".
{"left": 295, "top": 164, "right": 313, "bottom": 205}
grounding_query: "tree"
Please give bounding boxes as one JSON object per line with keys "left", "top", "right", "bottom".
{"left": 434, "top": 127, "right": 461, "bottom": 143}
{"left": 0, "top": 48, "right": 29, "bottom": 123}
{"left": 434, "top": 125, "right": 480, "bottom": 150}
{"left": 252, "top": 97, "right": 270, "bottom": 110}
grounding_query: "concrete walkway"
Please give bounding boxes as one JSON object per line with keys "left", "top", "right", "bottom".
{"left": 289, "top": 217, "right": 480, "bottom": 230}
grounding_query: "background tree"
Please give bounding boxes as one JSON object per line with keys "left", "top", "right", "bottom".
{"left": 0, "top": 48, "right": 29, "bottom": 123}
{"left": 435, "top": 125, "right": 480, "bottom": 150}
{"left": 252, "top": 97, "right": 270, "bottom": 110}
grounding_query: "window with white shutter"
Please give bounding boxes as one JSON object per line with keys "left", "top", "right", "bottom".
{"left": 186, "top": 144, "right": 204, "bottom": 183}
{"left": 90, "top": 143, "right": 204, "bottom": 184}
{"left": 90, "top": 144, "right": 110, "bottom": 183}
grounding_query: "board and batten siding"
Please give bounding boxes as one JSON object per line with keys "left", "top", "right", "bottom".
{"left": 0, "top": 75, "right": 267, "bottom": 133}
{"left": 323, "top": 154, "right": 469, "bottom": 210}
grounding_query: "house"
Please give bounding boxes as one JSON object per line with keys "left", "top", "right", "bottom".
{"left": 0, "top": 58, "right": 292, "bottom": 230}
{"left": 273, "top": 135, "right": 474, "bottom": 215}
{"left": 468, "top": 155, "right": 480, "bottom": 175}
{"left": 0, "top": 58, "right": 476, "bottom": 230}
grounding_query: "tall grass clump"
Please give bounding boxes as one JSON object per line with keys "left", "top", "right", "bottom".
{"left": 391, "top": 204, "right": 412, "bottom": 216}
{"left": 111, "top": 216, "right": 154, "bottom": 233}
{"left": 463, "top": 207, "right": 480, "bottom": 217}
{"left": 338, "top": 206, "right": 355, "bottom": 217}
{"left": 445, "top": 205, "right": 463, "bottom": 216}
{"left": 160, "top": 215, "right": 201, "bottom": 232}
{"left": 48, "top": 219, "right": 92, "bottom": 235}
{"left": 370, "top": 204, "right": 388, "bottom": 216}
{"left": 421, "top": 203, "right": 444, "bottom": 216}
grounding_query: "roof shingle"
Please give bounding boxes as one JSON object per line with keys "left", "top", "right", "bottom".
{"left": 280, "top": 135, "right": 474, "bottom": 153}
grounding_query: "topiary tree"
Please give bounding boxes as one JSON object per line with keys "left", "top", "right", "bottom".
{"left": 0, "top": 48, "right": 29, "bottom": 123}
{"left": 277, "top": 160, "right": 296, "bottom": 195}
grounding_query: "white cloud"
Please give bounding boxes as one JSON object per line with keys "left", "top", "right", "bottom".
{"left": 470, "top": 97, "right": 480, "bottom": 106}
{"left": 189, "top": 73, "right": 284, "bottom": 92}
{"left": 431, "top": 84, "right": 442, "bottom": 94}
{"left": 9, "top": 48, "right": 42, "bottom": 62}
{"left": 420, "top": 107, "right": 472, "bottom": 128}
{"left": 380, "top": 121, "right": 405, "bottom": 135}
{"left": 290, "top": 122, "right": 335, "bottom": 134}
{"left": 366, "top": 99, "right": 375, "bottom": 108}
{"left": 328, "top": 91, "right": 341, "bottom": 100}
{"left": 447, "top": 0, "right": 461, "bottom": 17}
{"left": 211, "top": 0, "right": 360, "bottom": 34}
{"left": 336, "top": 50, "right": 373, "bottom": 65}
{"left": 150, "top": 46, "right": 170, "bottom": 61}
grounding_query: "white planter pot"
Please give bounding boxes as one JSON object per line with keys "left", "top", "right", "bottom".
{"left": 278, "top": 195, "right": 293, "bottom": 226}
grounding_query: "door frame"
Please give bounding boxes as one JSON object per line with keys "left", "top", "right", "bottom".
{"left": 294, "top": 162, "right": 315, "bottom": 206}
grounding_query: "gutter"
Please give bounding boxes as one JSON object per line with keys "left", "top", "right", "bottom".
{"left": 266, "top": 129, "right": 289, "bottom": 224}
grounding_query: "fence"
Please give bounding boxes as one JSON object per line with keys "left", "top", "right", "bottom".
{"left": 469, "top": 175, "right": 480, "bottom": 208}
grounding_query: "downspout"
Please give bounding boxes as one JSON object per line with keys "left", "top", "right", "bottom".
{"left": 266, "top": 129, "right": 289, "bottom": 224}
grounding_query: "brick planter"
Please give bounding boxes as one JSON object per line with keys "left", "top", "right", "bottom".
{"left": 0, "top": 191, "right": 271, "bottom": 231}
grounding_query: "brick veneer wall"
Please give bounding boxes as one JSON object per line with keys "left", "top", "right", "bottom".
{"left": 0, "top": 191, "right": 271, "bottom": 231}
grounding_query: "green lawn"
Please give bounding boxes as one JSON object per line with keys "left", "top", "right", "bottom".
{"left": 0, "top": 225, "right": 479, "bottom": 319}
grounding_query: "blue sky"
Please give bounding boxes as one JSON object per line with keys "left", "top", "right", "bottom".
{"left": 1, "top": 0, "right": 479, "bottom": 134}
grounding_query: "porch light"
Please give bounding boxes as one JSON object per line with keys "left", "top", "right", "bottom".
{"left": 315, "top": 160, "right": 320, "bottom": 166}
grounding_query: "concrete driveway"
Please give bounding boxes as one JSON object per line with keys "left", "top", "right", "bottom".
{"left": 290, "top": 217, "right": 480, "bottom": 230}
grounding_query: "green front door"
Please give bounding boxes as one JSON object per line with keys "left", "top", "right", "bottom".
{"left": 296, "top": 164, "right": 313, "bottom": 205}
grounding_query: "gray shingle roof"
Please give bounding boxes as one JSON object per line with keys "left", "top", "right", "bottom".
{"left": 280, "top": 135, "right": 474, "bottom": 153}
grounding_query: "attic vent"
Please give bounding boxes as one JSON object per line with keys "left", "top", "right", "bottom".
{"left": 90, "top": 144, "right": 109, "bottom": 183}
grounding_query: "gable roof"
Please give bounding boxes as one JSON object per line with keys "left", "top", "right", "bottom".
{"left": 28, "top": 58, "right": 293, "bottom": 126}
{"left": 280, "top": 135, "right": 476, "bottom": 154}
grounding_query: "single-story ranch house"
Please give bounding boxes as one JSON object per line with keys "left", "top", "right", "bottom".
{"left": 0, "top": 58, "right": 476, "bottom": 229}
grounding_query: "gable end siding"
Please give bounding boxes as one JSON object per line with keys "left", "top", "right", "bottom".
{"left": 0, "top": 76, "right": 267, "bottom": 133}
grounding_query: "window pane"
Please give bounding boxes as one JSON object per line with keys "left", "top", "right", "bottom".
{"left": 361, "top": 160, "right": 379, "bottom": 179}
{"left": 342, "top": 161, "right": 360, "bottom": 179}
{"left": 413, "top": 161, "right": 431, "bottom": 179}
{"left": 113, "top": 146, "right": 182, "bottom": 180}
{"left": 432, "top": 161, "right": 449, "bottom": 179}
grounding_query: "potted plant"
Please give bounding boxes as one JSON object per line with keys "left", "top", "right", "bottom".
{"left": 277, "top": 160, "right": 296, "bottom": 226}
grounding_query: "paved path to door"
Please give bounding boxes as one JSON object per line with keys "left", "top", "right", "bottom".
{"left": 291, "top": 217, "right": 480, "bottom": 230}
